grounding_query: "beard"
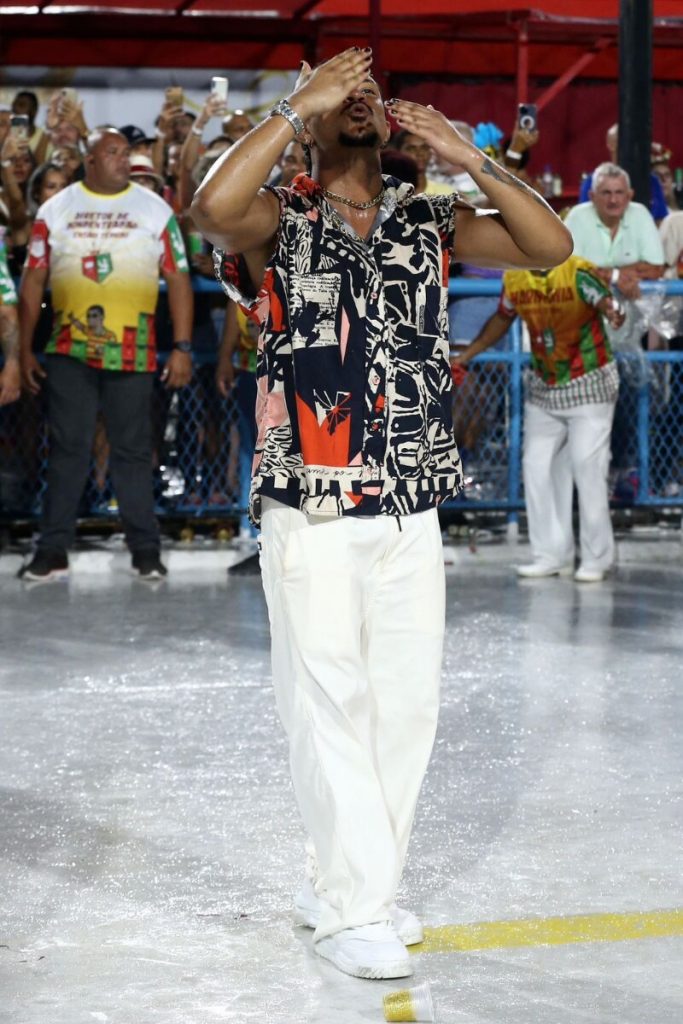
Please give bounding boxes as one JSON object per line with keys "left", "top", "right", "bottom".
{"left": 338, "top": 129, "right": 380, "bottom": 149}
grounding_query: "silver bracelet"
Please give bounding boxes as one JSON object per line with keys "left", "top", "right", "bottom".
{"left": 269, "top": 98, "right": 304, "bottom": 137}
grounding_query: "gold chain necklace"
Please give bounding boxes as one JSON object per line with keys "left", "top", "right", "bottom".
{"left": 320, "top": 185, "right": 385, "bottom": 210}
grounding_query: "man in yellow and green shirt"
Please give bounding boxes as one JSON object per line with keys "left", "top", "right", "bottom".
{"left": 454, "top": 254, "right": 624, "bottom": 582}
{"left": 18, "top": 127, "right": 193, "bottom": 581}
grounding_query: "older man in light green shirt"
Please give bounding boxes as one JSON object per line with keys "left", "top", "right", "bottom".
{"left": 565, "top": 162, "right": 664, "bottom": 299}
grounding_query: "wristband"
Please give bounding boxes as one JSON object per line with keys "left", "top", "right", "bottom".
{"left": 1, "top": 159, "right": 13, "bottom": 169}
{"left": 155, "top": 127, "right": 167, "bottom": 139}
{"left": 172, "top": 341, "right": 192, "bottom": 354}
{"left": 505, "top": 148, "right": 523, "bottom": 161}
{"left": 611, "top": 268, "right": 620, "bottom": 285}
{"left": 191, "top": 125, "right": 203, "bottom": 137}
{"left": 269, "top": 98, "right": 305, "bottom": 137}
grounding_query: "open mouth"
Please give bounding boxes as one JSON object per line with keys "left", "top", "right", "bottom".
{"left": 346, "top": 102, "right": 371, "bottom": 121}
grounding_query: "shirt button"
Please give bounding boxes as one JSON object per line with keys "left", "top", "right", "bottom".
{"left": 370, "top": 292, "right": 378, "bottom": 300}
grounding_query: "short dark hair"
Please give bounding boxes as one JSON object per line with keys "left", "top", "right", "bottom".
{"left": 13, "top": 90, "right": 39, "bottom": 115}
{"left": 380, "top": 149, "right": 418, "bottom": 187}
{"left": 87, "top": 305, "right": 105, "bottom": 317}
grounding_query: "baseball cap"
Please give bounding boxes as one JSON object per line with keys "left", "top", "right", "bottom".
{"left": 119, "top": 124, "right": 155, "bottom": 147}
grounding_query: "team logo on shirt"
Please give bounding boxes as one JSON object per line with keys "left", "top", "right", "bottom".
{"left": 82, "top": 252, "right": 113, "bottom": 283}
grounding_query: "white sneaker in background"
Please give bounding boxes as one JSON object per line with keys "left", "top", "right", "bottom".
{"left": 516, "top": 561, "right": 573, "bottom": 578}
{"left": 574, "top": 565, "right": 607, "bottom": 583}
{"left": 315, "top": 922, "right": 413, "bottom": 980}
{"left": 294, "top": 878, "right": 424, "bottom": 945}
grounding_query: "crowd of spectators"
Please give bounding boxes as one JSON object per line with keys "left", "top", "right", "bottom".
{"left": 1, "top": 81, "right": 682, "bottom": 577}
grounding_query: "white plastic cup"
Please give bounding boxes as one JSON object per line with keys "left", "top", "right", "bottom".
{"left": 383, "top": 980, "right": 435, "bottom": 1022}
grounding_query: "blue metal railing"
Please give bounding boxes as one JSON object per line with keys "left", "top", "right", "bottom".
{"left": 1, "top": 276, "right": 681, "bottom": 523}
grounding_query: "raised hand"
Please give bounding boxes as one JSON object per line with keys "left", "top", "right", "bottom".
{"left": 157, "top": 101, "right": 184, "bottom": 142}
{"left": 290, "top": 47, "right": 374, "bottom": 121}
{"left": 384, "top": 99, "right": 475, "bottom": 167}
{"left": 1, "top": 133, "right": 28, "bottom": 165}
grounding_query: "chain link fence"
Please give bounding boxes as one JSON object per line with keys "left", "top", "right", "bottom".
{"left": 1, "top": 278, "right": 682, "bottom": 527}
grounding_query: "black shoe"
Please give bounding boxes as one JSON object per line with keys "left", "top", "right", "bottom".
{"left": 18, "top": 548, "right": 69, "bottom": 582}
{"left": 132, "top": 550, "right": 168, "bottom": 580}
{"left": 227, "top": 552, "right": 261, "bottom": 576}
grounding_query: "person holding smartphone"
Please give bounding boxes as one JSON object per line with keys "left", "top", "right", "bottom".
{"left": 502, "top": 103, "right": 540, "bottom": 185}
{"left": 11, "top": 91, "right": 49, "bottom": 164}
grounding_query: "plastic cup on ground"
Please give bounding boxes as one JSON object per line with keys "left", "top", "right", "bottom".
{"left": 383, "top": 980, "right": 434, "bottom": 1022}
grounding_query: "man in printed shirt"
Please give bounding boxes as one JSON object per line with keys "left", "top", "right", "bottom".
{"left": 18, "top": 127, "right": 193, "bottom": 581}
{"left": 192, "top": 48, "right": 572, "bottom": 980}
{"left": 454, "top": 255, "right": 625, "bottom": 582}
{"left": 0, "top": 237, "right": 20, "bottom": 406}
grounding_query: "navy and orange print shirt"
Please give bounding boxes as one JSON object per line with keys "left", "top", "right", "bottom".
{"left": 215, "top": 174, "right": 464, "bottom": 524}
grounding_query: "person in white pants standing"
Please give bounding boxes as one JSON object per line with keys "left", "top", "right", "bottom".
{"left": 454, "top": 254, "right": 625, "bottom": 583}
{"left": 191, "top": 47, "right": 573, "bottom": 978}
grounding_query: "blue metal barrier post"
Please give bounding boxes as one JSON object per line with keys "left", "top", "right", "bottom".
{"left": 636, "top": 377, "right": 650, "bottom": 502}
{"left": 507, "top": 318, "right": 524, "bottom": 539}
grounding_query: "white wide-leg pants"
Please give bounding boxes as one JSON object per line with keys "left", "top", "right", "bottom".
{"left": 522, "top": 400, "right": 616, "bottom": 572}
{"left": 259, "top": 504, "right": 445, "bottom": 941}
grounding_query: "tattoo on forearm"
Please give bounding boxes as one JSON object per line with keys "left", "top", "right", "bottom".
{"left": 0, "top": 313, "right": 19, "bottom": 360}
{"left": 480, "top": 158, "right": 547, "bottom": 208}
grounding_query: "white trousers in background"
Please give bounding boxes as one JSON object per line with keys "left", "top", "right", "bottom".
{"left": 259, "top": 504, "right": 445, "bottom": 941}
{"left": 522, "top": 400, "right": 616, "bottom": 572}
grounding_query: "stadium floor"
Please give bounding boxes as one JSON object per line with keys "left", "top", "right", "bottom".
{"left": 1, "top": 554, "right": 682, "bottom": 1024}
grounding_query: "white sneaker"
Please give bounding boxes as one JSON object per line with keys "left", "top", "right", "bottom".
{"left": 574, "top": 565, "right": 607, "bottom": 583}
{"left": 315, "top": 922, "right": 413, "bottom": 980}
{"left": 516, "top": 561, "right": 573, "bottom": 578}
{"left": 294, "top": 878, "right": 424, "bottom": 945}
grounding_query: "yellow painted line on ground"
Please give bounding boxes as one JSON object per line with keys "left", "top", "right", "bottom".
{"left": 413, "top": 908, "right": 683, "bottom": 954}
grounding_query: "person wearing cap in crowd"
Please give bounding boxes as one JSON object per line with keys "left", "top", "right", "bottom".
{"left": 119, "top": 124, "right": 156, "bottom": 161}
{"left": 129, "top": 154, "right": 164, "bottom": 194}
{"left": 192, "top": 47, "right": 572, "bottom": 980}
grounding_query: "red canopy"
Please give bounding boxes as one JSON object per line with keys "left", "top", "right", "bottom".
{"left": 1, "top": 2, "right": 682, "bottom": 80}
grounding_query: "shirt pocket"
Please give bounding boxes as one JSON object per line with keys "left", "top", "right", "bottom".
{"left": 417, "top": 283, "right": 448, "bottom": 340}
{"left": 289, "top": 271, "right": 342, "bottom": 351}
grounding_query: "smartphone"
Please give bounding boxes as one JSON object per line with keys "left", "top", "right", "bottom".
{"left": 166, "top": 85, "right": 184, "bottom": 107}
{"left": 517, "top": 103, "right": 537, "bottom": 132}
{"left": 10, "top": 114, "right": 29, "bottom": 140}
{"left": 211, "top": 76, "right": 229, "bottom": 104}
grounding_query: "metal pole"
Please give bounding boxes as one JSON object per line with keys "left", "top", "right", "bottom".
{"left": 369, "top": 0, "right": 382, "bottom": 81}
{"left": 618, "top": 0, "right": 653, "bottom": 206}
{"left": 515, "top": 19, "right": 529, "bottom": 108}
